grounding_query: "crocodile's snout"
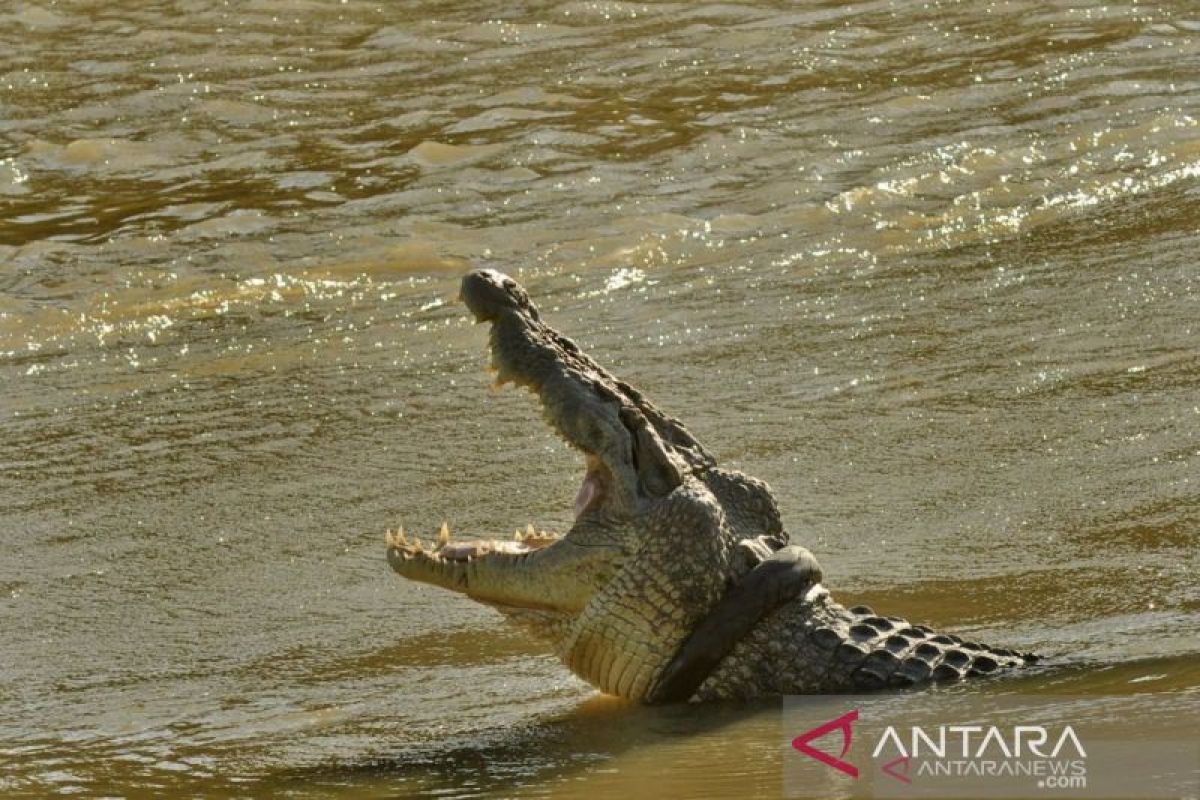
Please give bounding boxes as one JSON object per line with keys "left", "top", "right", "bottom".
{"left": 460, "top": 269, "right": 538, "bottom": 322}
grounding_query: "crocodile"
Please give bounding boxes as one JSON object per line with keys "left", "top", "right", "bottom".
{"left": 387, "top": 269, "right": 1037, "bottom": 703}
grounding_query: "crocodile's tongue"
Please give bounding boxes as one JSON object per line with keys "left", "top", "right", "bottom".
{"left": 437, "top": 540, "right": 539, "bottom": 560}
{"left": 574, "top": 473, "right": 601, "bottom": 518}
{"left": 573, "top": 457, "right": 608, "bottom": 519}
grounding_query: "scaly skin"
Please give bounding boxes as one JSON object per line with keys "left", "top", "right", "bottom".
{"left": 387, "top": 269, "right": 1036, "bottom": 703}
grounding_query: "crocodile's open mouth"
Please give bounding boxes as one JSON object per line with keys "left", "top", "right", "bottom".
{"left": 387, "top": 451, "right": 610, "bottom": 570}
{"left": 386, "top": 271, "right": 614, "bottom": 569}
{"left": 384, "top": 379, "right": 597, "bottom": 569}
{"left": 386, "top": 417, "right": 605, "bottom": 564}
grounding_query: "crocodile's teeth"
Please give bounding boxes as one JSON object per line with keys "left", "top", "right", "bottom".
{"left": 398, "top": 525, "right": 408, "bottom": 545}
{"left": 514, "top": 529, "right": 523, "bottom": 541}
{"left": 525, "top": 523, "right": 536, "bottom": 540}
{"left": 438, "top": 521, "right": 450, "bottom": 546}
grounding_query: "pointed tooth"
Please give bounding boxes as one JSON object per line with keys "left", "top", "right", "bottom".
{"left": 438, "top": 521, "right": 450, "bottom": 546}
{"left": 398, "top": 525, "right": 408, "bottom": 545}
{"left": 514, "top": 529, "right": 523, "bottom": 541}
{"left": 385, "top": 528, "right": 397, "bottom": 548}
{"left": 526, "top": 523, "right": 536, "bottom": 540}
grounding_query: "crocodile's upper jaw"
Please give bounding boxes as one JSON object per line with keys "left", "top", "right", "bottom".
{"left": 386, "top": 268, "right": 655, "bottom": 615}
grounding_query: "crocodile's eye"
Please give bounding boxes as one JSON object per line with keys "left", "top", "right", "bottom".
{"left": 501, "top": 278, "right": 536, "bottom": 317}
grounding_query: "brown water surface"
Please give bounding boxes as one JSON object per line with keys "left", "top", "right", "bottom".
{"left": 2, "top": 0, "right": 1198, "bottom": 797}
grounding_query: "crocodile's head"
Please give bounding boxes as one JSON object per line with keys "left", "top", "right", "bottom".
{"left": 388, "top": 269, "right": 786, "bottom": 700}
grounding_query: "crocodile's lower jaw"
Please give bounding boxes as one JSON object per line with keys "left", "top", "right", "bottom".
{"left": 386, "top": 523, "right": 563, "bottom": 601}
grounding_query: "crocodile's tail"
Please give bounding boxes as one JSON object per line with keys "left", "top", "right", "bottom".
{"left": 814, "top": 604, "right": 1038, "bottom": 690}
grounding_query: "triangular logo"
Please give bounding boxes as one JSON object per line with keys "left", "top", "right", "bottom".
{"left": 791, "top": 709, "right": 859, "bottom": 778}
{"left": 882, "top": 754, "right": 912, "bottom": 784}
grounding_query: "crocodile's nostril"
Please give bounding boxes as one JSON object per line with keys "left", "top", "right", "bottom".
{"left": 460, "top": 269, "right": 538, "bottom": 322}
{"left": 460, "top": 269, "right": 514, "bottom": 320}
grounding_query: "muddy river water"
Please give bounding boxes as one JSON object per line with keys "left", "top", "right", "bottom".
{"left": 2, "top": 1, "right": 1198, "bottom": 797}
